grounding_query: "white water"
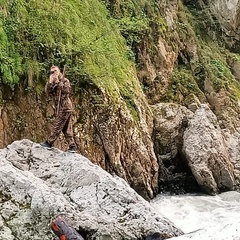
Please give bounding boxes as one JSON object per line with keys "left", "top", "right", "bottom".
{"left": 151, "top": 191, "right": 240, "bottom": 240}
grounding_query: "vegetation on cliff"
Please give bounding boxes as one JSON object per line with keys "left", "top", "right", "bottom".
{"left": 1, "top": 0, "right": 240, "bottom": 138}
{"left": 2, "top": 0, "right": 240, "bottom": 108}
{"left": 0, "top": 0, "right": 145, "bottom": 119}
{"left": 165, "top": 2, "right": 240, "bottom": 106}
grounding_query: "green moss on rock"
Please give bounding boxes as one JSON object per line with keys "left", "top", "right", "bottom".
{"left": 1, "top": 0, "right": 144, "bottom": 119}
{"left": 166, "top": 68, "right": 204, "bottom": 105}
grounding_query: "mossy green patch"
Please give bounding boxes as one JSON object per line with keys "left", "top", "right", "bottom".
{"left": 1, "top": 0, "right": 145, "bottom": 119}
{"left": 103, "top": 0, "right": 167, "bottom": 52}
{"left": 196, "top": 41, "right": 236, "bottom": 93}
{"left": 0, "top": 17, "right": 22, "bottom": 87}
{"left": 165, "top": 67, "right": 204, "bottom": 105}
{"left": 165, "top": 1, "right": 240, "bottom": 105}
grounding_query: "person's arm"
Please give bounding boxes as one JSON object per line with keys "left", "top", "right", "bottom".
{"left": 59, "top": 78, "right": 71, "bottom": 94}
{"left": 45, "top": 75, "right": 59, "bottom": 95}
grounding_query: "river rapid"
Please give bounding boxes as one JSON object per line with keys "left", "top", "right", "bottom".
{"left": 151, "top": 191, "right": 240, "bottom": 240}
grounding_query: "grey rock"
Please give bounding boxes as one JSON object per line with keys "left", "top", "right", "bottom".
{"left": 208, "top": 0, "right": 240, "bottom": 49}
{"left": 151, "top": 103, "right": 199, "bottom": 193}
{"left": 210, "top": 0, "right": 239, "bottom": 34}
{"left": 182, "top": 104, "right": 235, "bottom": 194}
{"left": 0, "top": 139, "right": 182, "bottom": 240}
{"left": 152, "top": 103, "right": 193, "bottom": 163}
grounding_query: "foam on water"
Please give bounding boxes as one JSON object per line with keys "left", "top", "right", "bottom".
{"left": 151, "top": 191, "right": 240, "bottom": 240}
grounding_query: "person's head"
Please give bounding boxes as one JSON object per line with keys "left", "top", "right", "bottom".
{"left": 50, "top": 66, "right": 61, "bottom": 78}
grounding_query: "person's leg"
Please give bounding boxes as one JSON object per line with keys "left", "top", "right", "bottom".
{"left": 47, "top": 112, "right": 70, "bottom": 146}
{"left": 62, "top": 113, "right": 76, "bottom": 151}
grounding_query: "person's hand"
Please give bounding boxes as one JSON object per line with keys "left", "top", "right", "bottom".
{"left": 49, "top": 74, "right": 59, "bottom": 83}
{"left": 49, "top": 76, "right": 54, "bottom": 83}
{"left": 59, "top": 81, "right": 64, "bottom": 87}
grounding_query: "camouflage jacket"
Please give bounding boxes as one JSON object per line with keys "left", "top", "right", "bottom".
{"left": 45, "top": 76, "right": 73, "bottom": 114}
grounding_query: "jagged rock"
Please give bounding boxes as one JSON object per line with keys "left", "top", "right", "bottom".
{"left": 182, "top": 104, "right": 235, "bottom": 194}
{"left": 209, "top": 0, "right": 240, "bottom": 34}
{"left": 221, "top": 129, "right": 240, "bottom": 186}
{"left": 73, "top": 87, "right": 159, "bottom": 201}
{"left": 152, "top": 103, "right": 193, "bottom": 163}
{"left": 152, "top": 103, "right": 199, "bottom": 194}
{"left": 91, "top": 103, "right": 159, "bottom": 201}
{"left": 0, "top": 139, "right": 182, "bottom": 240}
{"left": 231, "top": 61, "right": 240, "bottom": 80}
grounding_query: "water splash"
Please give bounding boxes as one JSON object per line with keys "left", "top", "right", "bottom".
{"left": 151, "top": 191, "right": 240, "bottom": 240}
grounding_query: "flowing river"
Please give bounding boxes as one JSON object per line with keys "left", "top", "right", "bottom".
{"left": 151, "top": 191, "right": 240, "bottom": 240}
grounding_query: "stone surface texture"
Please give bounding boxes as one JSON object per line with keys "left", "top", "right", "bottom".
{"left": 0, "top": 139, "right": 182, "bottom": 240}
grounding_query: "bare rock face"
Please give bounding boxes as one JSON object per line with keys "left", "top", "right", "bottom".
{"left": 182, "top": 104, "right": 235, "bottom": 194}
{"left": 210, "top": 0, "right": 239, "bottom": 32}
{"left": 208, "top": 0, "right": 240, "bottom": 49}
{"left": 152, "top": 103, "right": 193, "bottom": 163}
{"left": 74, "top": 87, "right": 159, "bottom": 201}
{"left": 0, "top": 139, "right": 182, "bottom": 240}
{"left": 221, "top": 129, "right": 240, "bottom": 186}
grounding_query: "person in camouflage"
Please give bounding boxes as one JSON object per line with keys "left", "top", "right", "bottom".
{"left": 41, "top": 65, "right": 77, "bottom": 153}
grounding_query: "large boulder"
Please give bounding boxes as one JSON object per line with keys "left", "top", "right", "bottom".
{"left": 0, "top": 139, "right": 182, "bottom": 240}
{"left": 151, "top": 103, "right": 200, "bottom": 194}
{"left": 152, "top": 103, "right": 193, "bottom": 163}
{"left": 182, "top": 104, "right": 235, "bottom": 194}
{"left": 222, "top": 129, "right": 240, "bottom": 186}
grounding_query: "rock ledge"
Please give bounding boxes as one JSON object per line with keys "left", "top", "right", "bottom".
{"left": 0, "top": 139, "right": 182, "bottom": 240}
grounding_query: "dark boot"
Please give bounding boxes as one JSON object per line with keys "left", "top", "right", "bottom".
{"left": 67, "top": 145, "right": 77, "bottom": 153}
{"left": 40, "top": 141, "right": 52, "bottom": 149}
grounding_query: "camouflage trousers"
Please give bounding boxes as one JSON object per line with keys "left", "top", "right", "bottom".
{"left": 47, "top": 111, "right": 75, "bottom": 147}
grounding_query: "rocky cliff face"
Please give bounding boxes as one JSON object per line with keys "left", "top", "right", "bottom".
{"left": 209, "top": 0, "right": 240, "bottom": 50}
{"left": 73, "top": 86, "right": 159, "bottom": 200}
{"left": 135, "top": 0, "right": 240, "bottom": 194}
{"left": 1, "top": 0, "right": 240, "bottom": 200}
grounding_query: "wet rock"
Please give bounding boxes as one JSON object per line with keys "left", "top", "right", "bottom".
{"left": 145, "top": 232, "right": 163, "bottom": 240}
